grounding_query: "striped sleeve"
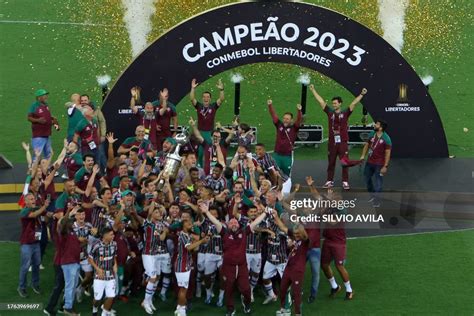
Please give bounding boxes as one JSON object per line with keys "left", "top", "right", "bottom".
{"left": 89, "top": 242, "right": 99, "bottom": 259}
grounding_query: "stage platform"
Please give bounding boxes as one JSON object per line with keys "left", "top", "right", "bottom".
{"left": 0, "top": 158, "right": 472, "bottom": 241}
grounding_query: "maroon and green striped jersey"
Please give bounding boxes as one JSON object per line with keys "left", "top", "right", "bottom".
{"left": 246, "top": 221, "right": 265, "bottom": 254}
{"left": 73, "top": 221, "right": 93, "bottom": 238}
{"left": 266, "top": 223, "right": 288, "bottom": 264}
{"left": 198, "top": 218, "right": 210, "bottom": 253}
{"left": 143, "top": 219, "right": 168, "bottom": 255}
{"left": 174, "top": 231, "right": 193, "bottom": 272}
{"left": 89, "top": 240, "right": 117, "bottom": 280}
{"left": 204, "top": 175, "right": 227, "bottom": 195}
{"left": 234, "top": 157, "right": 258, "bottom": 190}
{"left": 256, "top": 153, "right": 289, "bottom": 182}
{"left": 91, "top": 205, "right": 113, "bottom": 230}
{"left": 73, "top": 221, "right": 93, "bottom": 260}
{"left": 205, "top": 223, "right": 223, "bottom": 255}
{"left": 90, "top": 206, "right": 103, "bottom": 229}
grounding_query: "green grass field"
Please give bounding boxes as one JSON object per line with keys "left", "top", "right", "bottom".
{"left": 0, "top": 229, "right": 473, "bottom": 315}
{"left": 0, "top": 3, "right": 473, "bottom": 315}
{"left": 0, "top": 0, "right": 473, "bottom": 163}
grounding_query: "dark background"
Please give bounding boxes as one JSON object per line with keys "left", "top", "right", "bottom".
{"left": 102, "top": 1, "right": 448, "bottom": 158}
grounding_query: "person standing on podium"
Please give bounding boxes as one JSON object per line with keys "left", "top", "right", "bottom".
{"left": 309, "top": 84, "right": 367, "bottom": 190}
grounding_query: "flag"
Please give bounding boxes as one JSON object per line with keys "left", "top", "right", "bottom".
{"left": 18, "top": 175, "right": 31, "bottom": 208}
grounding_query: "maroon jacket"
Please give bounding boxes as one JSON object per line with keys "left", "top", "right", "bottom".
{"left": 268, "top": 103, "right": 302, "bottom": 156}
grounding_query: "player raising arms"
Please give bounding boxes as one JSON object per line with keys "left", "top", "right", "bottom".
{"left": 202, "top": 201, "right": 268, "bottom": 316}
{"left": 267, "top": 100, "right": 302, "bottom": 194}
{"left": 189, "top": 78, "right": 225, "bottom": 147}
{"left": 309, "top": 84, "right": 367, "bottom": 190}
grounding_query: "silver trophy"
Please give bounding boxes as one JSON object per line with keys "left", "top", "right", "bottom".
{"left": 157, "top": 127, "right": 189, "bottom": 190}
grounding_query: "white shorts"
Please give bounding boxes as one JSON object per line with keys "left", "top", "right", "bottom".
{"left": 197, "top": 252, "right": 206, "bottom": 272}
{"left": 80, "top": 259, "right": 93, "bottom": 273}
{"left": 263, "top": 261, "right": 286, "bottom": 280}
{"left": 246, "top": 253, "right": 262, "bottom": 274}
{"left": 143, "top": 253, "right": 171, "bottom": 278}
{"left": 157, "top": 253, "right": 172, "bottom": 275}
{"left": 93, "top": 279, "right": 116, "bottom": 300}
{"left": 204, "top": 253, "right": 222, "bottom": 275}
{"left": 175, "top": 271, "right": 191, "bottom": 289}
{"left": 143, "top": 255, "right": 159, "bottom": 278}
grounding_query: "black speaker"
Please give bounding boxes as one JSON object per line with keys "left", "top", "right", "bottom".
{"left": 348, "top": 125, "right": 374, "bottom": 144}
{"left": 295, "top": 125, "right": 324, "bottom": 144}
{"left": 0, "top": 154, "right": 13, "bottom": 169}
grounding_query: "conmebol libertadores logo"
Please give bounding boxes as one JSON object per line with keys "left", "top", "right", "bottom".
{"left": 385, "top": 83, "right": 420, "bottom": 112}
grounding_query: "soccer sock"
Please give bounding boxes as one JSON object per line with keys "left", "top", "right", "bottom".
{"left": 92, "top": 305, "right": 98, "bottom": 313}
{"left": 206, "top": 287, "right": 213, "bottom": 299}
{"left": 196, "top": 272, "right": 203, "bottom": 294}
{"left": 218, "top": 289, "right": 225, "bottom": 301}
{"left": 161, "top": 276, "right": 170, "bottom": 295}
{"left": 120, "top": 284, "right": 128, "bottom": 295}
{"left": 250, "top": 274, "right": 259, "bottom": 290}
{"left": 328, "top": 277, "right": 338, "bottom": 289}
{"left": 145, "top": 281, "right": 156, "bottom": 303}
{"left": 152, "top": 282, "right": 158, "bottom": 298}
{"left": 210, "top": 273, "right": 216, "bottom": 289}
{"left": 264, "top": 282, "right": 275, "bottom": 297}
{"left": 344, "top": 281, "right": 352, "bottom": 292}
{"left": 176, "top": 305, "right": 186, "bottom": 316}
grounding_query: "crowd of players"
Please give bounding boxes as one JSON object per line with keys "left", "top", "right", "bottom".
{"left": 19, "top": 79, "right": 392, "bottom": 316}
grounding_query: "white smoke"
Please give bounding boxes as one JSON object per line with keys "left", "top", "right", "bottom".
{"left": 230, "top": 73, "right": 244, "bottom": 83}
{"left": 96, "top": 74, "right": 111, "bottom": 87}
{"left": 296, "top": 73, "right": 310, "bottom": 85}
{"left": 421, "top": 75, "right": 434, "bottom": 86}
{"left": 121, "top": 0, "right": 158, "bottom": 58}
{"left": 377, "top": 0, "right": 409, "bottom": 53}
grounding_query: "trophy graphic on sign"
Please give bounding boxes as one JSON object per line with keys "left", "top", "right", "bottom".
{"left": 156, "top": 127, "right": 189, "bottom": 190}
{"left": 397, "top": 83, "right": 409, "bottom": 102}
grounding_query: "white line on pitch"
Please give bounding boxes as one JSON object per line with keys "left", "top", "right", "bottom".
{"left": 0, "top": 227, "right": 472, "bottom": 244}
{"left": 0, "top": 20, "right": 122, "bottom": 27}
{"left": 346, "top": 227, "right": 474, "bottom": 240}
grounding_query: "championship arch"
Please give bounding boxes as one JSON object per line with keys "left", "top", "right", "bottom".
{"left": 102, "top": 1, "right": 448, "bottom": 158}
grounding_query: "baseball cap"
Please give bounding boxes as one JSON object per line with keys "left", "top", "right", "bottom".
{"left": 121, "top": 189, "right": 136, "bottom": 198}
{"left": 191, "top": 226, "right": 201, "bottom": 235}
{"left": 35, "top": 89, "right": 49, "bottom": 97}
{"left": 165, "top": 137, "right": 177, "bottom": 145}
